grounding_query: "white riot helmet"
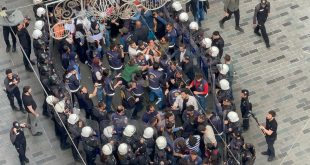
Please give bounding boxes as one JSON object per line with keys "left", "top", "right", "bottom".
{"left": 54, "top": 100, "right": 65, "bottom": 113}
{"left": 210, "top": 46, "right": 219, "bottom": 57}
{"left": 189, "top": 22, "right": 199, "bottom": 30}
{"left": 156, "top": 136, "right": 167, "bottom": 149}
{"left": 67, "top": 114, "right": 79, "bottom": 125}
{"left": 179, "top": 12, "right": 189, "bottom": 22}
{"left": 218, "top": 64, "right": 229, "bottom": 75}
{"left": 34, "top": 20, "right": 45, "bottom": 30}
{"left": 219, "top": 79, "right": 230, "bottom": 90}
{"left": 172, "top": 1, "right": 182, "bottom": 11}
{"left": 81, "top": 126, "right": 93, "bottom": 138}
{"left": 102, "top": 143, "right": 113, "bottom": 156}
{"left": 36, "top": 7, "right": 46, "bottom": 17}
{"left": 143, "top": 127, "right": 154, "bottom": 139}
{"left": 32, "top": 29, "right": 43, "bottom": 39}
{"left": 103, "top": 125, "right": 114, "bottom": 138}
{"left": 118, "top": 143, "right": 128, "bottom": 155}
{"left": 33, "top": 0, "right": 43, "bottom": 4}
{"left": 227, "top": 111, "right": 239, "bottom": 122}
{"left": 123, "top": 125, "right": 136, "bottom": 137}
{"left": 202, "top": 38, "right": 212, "bottom": 48}
{"left": 46, "top": 95, "right": 59, "bottom": 106}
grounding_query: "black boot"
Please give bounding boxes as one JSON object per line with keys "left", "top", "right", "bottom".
{"left": 6, "top": 46, "right": 11, "bottom": 53}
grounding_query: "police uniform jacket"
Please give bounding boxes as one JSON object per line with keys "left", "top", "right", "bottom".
{"left": 253, "top": 2, "right": 270, "bottom": 25}
{"left": 148, "top": 68, "right": 164, "bottom": 89}
{"left": 68, "top": 123, "right": 82, "bottom": 139}
{"left": 107, "top": 50, "right": 123, "bottom": 70}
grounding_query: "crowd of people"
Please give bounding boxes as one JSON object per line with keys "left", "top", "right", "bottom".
{"left": 5, "top": 0, "right": 278, "bottom": 165}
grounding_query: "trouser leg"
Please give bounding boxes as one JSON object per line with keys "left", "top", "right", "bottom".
{"left": 22, "top": 48, "right": 31, "bottom": 68}
{"left": 7, "top": 92, "right": 15, "bottom": 108}
{"left": 27, "top": 113, "right": 38, "bottom": 135}
{"left": 13, "top": 88, "right": 23, "bottom": 109}
{"left": 220, "top": 10, "right": 232, "bottom": 24}
{"left": 10, "top": 26, "right": 17, "bottom": 48}
{"left": 254, "top": 25, "right": 260, "bottom": 33}
{"left": 234, "top": 9, "right": 240, "bottom": 27}
{"left": 259, "top": 25, "right": 270, "bottom": 45}
{"left": 15, "top": 143, "right": 26, "bottom": 164}
{"left": 71, "top": 138, "right": 80, "bottom": 160}
{"left": 3, "top": 27, "right": 11, "bottom": 47}
{"left": 266, "top": 137, "right": 275, "bottom": 157}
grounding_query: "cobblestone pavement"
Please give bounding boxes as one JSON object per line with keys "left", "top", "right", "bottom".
{"left": 0, "top": 0, "right": 310, "bottom": 165}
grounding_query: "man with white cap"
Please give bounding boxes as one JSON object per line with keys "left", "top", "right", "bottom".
{"left": 32, "top": 29, "right": 45, "bottom": 57}
{"left": 121, "top": 125, "right": 140, "bottom": 151}
{"left": 154, "top": 136, "right": 172, "bottom": 164}
{"left": 53, "top": 100, "right": 70, "bottom": 150}
{"left": 117, "top": 143, "right": 135, "bottom": 164}
{"left": 142, "top": 127, "right": 156, "bottom": 160}
{"left": 101, "top": 125, "right": 116, "bottom": 145}
{"left": 81, "top": 126, "right": 100, "bottom": 165}
{"left": 100, "top": 142, "right": 117, "bottom": 164}
{"left": 225, "top": 111, "right": 242, "bottom": 142}
{"left": 67, "top": 113, "right": 84, "bottom": 162}
{"left": 217, "top": 79, "right": 233, "bottom": 104}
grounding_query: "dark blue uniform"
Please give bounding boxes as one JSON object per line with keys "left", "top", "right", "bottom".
{"left": 148, "top": 68, "right": 164, "bottom": 109}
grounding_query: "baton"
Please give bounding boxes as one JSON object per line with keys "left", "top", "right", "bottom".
{"left": 250, "top": 113, "right": 266, "bottom": 136}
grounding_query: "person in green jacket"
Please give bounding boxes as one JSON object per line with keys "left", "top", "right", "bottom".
{"left": 121, "top": 58, "right": 148, "bottom": 86}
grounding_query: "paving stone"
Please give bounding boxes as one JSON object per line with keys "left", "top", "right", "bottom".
{"left": 299, "top": 16, "right": 309, "bottom": 21}
{"left": 287, "top": 84, "right": 297, "bottom": 90}
{"left": 283, "top": 160, "right": 294, "bottom": 165}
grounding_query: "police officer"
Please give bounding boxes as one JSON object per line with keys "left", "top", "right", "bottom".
{"left": 3, "top": 69, "right": 25, "bottom": 112}
{"left": 216, "top": 64, "right": 229, "bottom": 87}
{"left": 225, "top": 111, "right": 241, "bottom": 142}
{"left": 81, "top": 126, "right": 100, "bottom": 165}
{"left": 240, "top": 89, "right": 252, "bottom": 131}
{"left": 35, "top": 7, "right": 46, "bottom": 21}
{"left": 101, "top": 143, "right": 117, "bottom": 165}
{"left": 199, "top": 38, "right": 212, "bottom": 79}
{"left": 121, "top": 125, "right": 140, "bottom": 151}
{"left": 16, "top": 22, "right": 35, "bottom": 72}
{"left": 2, "top": 7, "right": 17, "bottom": 52}
{"left": 101, "top": 125, "right": 117, "bottom": 145}
{"left": 92, "top": 102, "right": 110, "bottom": 128}
{"left": 117, "top": 143, "right": 135, "bottom": 165}
{"left": 166, "top": 23, "right": 178, "bottom": 55}
{"left": 211, "top": 31, "right": 225, "bottom": 60}
{"left": 148, "top": 62, "right": 165, "bottom": 109}
{"left": 260, "top": 110, "right": 277, "bottom": 161}
{"left": 121, "top": 84, "right": 138, "bottom": 119}
{"left": 53, "top": 100, "right": 70, "bottom": 150}
{"left": 103, "top": 72, "right": 122, "bottom": 113}
{"left": 67, "top": 114, "right": 84, "bottom": 162}
{"left": 217, "top": 79, "right": 233, "bottom": 104}
{"left": 154, "top": 136, "right": 172, "bottom": 164}
{"left": 142, "top": 127, "right": 156, "bottom": 160}
{"left": 64, "top": 66, "right": 80, "bottom": 105}
{"left": 188, "top": 21, "right": 204, "bottom": 53}
{"left": 253, "top": 0, "right": 271, "bottom": 48}
{"left": 111, "top": 105, "right": 128, "bottom": 138}
{"left": 107, "top": 44, "right": 125, "bottom": 76}
{"left": 242, "top": 143, "right": 256, "bottom": 165}
{"left": 10, "top": 121, "right": 29, "bottom": 165}
{"left": 91, "top": 57, "right": 106, "bottom": 102}
{"left": 32, "top": 29, "right": 45, "bottom": 57}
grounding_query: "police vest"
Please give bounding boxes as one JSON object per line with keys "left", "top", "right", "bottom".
{"left": 104, "top": 78, "right": 115, "bottom": 96}
{"left": 107, "top": 51, "right": 122, "bottom": 70}
{"left": 148, "top": 69, "right": 163, "bottom": 89}
{"left": 132, "top": 83, "right": 144, "bottom": 97}
{"left": 82, "top": 136, "right": 99, "bottom": 152}
{"left": 121, "top": 88, "right": 135, "bottom": 109}
{"left": 91, "top": 65, "right": 103, "bottom": 83}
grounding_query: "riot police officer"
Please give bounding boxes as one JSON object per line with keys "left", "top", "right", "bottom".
{"left": 253, "top": 0, "right": 271, "bottom": 48}
{"left": 211, "top": 31, "right": 225, "bottom": 60}
{"left": 121, "top": 125, "right": 140, "bottom": 152}
{"left": 101, "top": 143, "right": 117, "bottom": 165}
{"left": 54, "top": 100, "right": 70, "bottom": 150}
{"left": 117, "top": 143, "right": 135, "bottom": 165}
{"left": 67, "top": 114, "right": 84, "bottom": 162}
{"left": 148, "top": 62, "right": 165, "bottom": 109}
{"left": 81, "top": 126, "right": 100, "bottom": 165}
{"left": 225, "top": 111, "right": 242, "bottom": 142}
{"left": 10, "top": 121, "right": 29, "bottom": 165}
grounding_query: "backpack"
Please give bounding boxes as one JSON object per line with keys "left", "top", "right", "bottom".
{"left": 10, "top": 128, "right": 16, "bottom": 145}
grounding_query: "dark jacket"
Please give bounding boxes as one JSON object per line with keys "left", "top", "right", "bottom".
{"left": 17, "top": 28, "right": 31, "bottom": 50}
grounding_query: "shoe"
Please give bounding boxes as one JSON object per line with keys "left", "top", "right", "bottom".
{"left": 6, "top": 46, "right": 11, "bottom": 53}
{"left": 11, "top": 106, "right": 19, "bottom": 111}
{"left": 25, "top": 67, "right": 34, "bottom": 72}
{"left": 268, "top": 156, "right": 275, "bottom": 161}
{"left": 254, "top": 31, "right": 261, "bottom": 36}
{"left": 235, "top": 26, "right": 244, "bottom": 32}
{"left": 266, "top": 43, "right": 271, "bottom": 48}
{"left": 261, "top": 151, "right": 269, "bottom": 155}
{"left": 30, "top": 60, "right": 36, "bottom": 65}
{"left": 12, "top": 46, "right": 16, "bottom": 52}
{"left": 33, "top": 132, "right": 43, "bottom": 136}
{"left": 219, "top": 21, "right": 224, "bottom": 29}
{"left": 25, "top": 157, "right": 29, "bottom": 163}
